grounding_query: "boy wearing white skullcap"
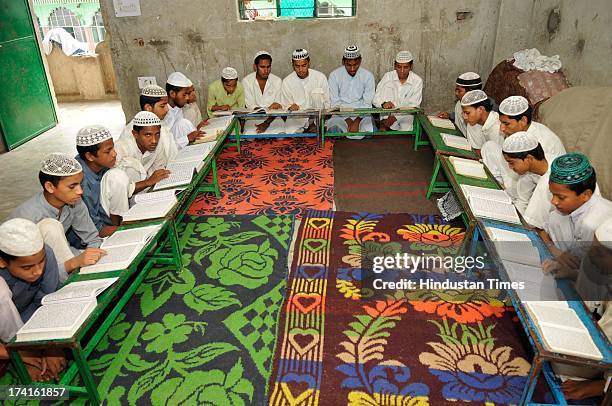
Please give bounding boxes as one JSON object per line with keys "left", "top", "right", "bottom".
{"left": 437, "top": 72, "right": 491, "bottom": 136}
{"left": 75, "top": 125, "right": 134, "bottom": 236}
{"left": 281, "top": 49, "right": 331, "bottom": 133}
{"left": 118, "top": 85, "right": 179, "bottom": 167}
{"left": 8, "top": 154, "right": 106, "bottom": 283}
{"left": 183, "top": 83, "right": 205, "bottom": 129}
{"left": 242, "top": 51, "right": 286, "bottom": 134}
{"left": 207, "top": 67, "right": 245, "bottom": 117}
{"left": 165, "top": 72, "right": 206, "bottom": 148}
{"left": 373, "top": 50, "right": 423, "bottom": 132}
{"left": 115, "top": 111, "right": 172, "bottom": 189}
{"left": 0, "top": 218, "right": 66, "bottom": 381}
{"left": 502, "top": 131, "right": 554, "bottom": 229}
{"left": 327, "top": 45, "right": 375, "bottom": 138}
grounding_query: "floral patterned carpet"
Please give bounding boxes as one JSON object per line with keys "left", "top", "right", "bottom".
{"left": 269, "top": 210, "right": 539, "bottom": 405}
{"left": 188, "top": 138, "right": 334, "bottom": 217}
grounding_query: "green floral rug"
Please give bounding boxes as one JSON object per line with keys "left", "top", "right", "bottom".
{"left": 85, "top": 214, "right": 294, "bottom": 404}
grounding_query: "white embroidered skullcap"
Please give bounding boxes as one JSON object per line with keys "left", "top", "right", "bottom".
{"left": 499, "top": 96, "right": 529, "bottom": 116}
{"left": 456, "top": 72, "right": 482, "bottom": 87}
{"left": 40, "top": 153, "right": 82, "bottom": 176}
{"left": 0, "top": 218, "right": 44, "bottom": 257}
{"left": 343, "top": 45, "right": 360, "bottom": 59}
{"left": 595, "top": 218, "right": 612, "bottom": 250}
{"left": 133, "top": 111, "right": 162, "bottom": 127}
{"left": 292, "top": 48, "right": 309, "bottom": 60}
{"left": 395, "top": 50, "right": 413, "bottom": 63}
{"left": 502, "top": 131, "right": 539, "bottom": 153}
{"left": 460, "top": 90, "right": 488, "bottom": 106}
{"left": 253, "top": 50, "right": 271, "bottom": 62}
{"left": 140, "top": 84, "right": 167, "bottom": 97}
{"left": 76, "top": 125, "right": 112, "bottom": 147}
{"left": 221, "top": 67, "right": 238, "bottom": 80}
{"left": 166, "top": 72, "right": 193, "bottom": 87}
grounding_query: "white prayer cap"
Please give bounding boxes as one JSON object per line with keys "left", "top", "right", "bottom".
{"left": 292, "top": 48, "right": 309, "bottom": 60}
{"left": 253, "top": 50, "right": 271, "bottom": 63}
{"left": 595, "top": 218, "right": 612, "bottom": 250}
{"left": 166, "top": 72, "right": 193, "bottom": 87}
{"left": 0, "top": 218, "right": 44, "bottom": 257}
{"left": 221, "top": 67, "right": 238, "bottom": 80}
{"left": 499, "top": 96, "right": 529, "bottom": 116}
{"left": 395, "top": 50, "right": 413, "bottom": 63}
{"left": 40, "top": 153, "right": 82, "bottom": 176}
{"left": 133, "top": 111, "right": 162, "bottom": 127}
{"left": 140, "top": 84, "right": 167, "bottom": 97}
{"left": 460, "top": 90, "right": 488, "bottom": 106}
{"left": 76, "top": 125, "right": 112, "bottom": 147}
{"left": 502, "top": 131, "right": 539, "bottom": 153}
{"left": 456, "top": 72, "right": 482, "bottom": 87}
{"left": 343, "top": 45, "right": 360, "bottom": 59}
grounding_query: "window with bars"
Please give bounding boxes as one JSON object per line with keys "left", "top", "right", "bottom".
{"left": 91, "top": 10, "right": 106, "bottom": 43}
{"left": 239, "top": 0, "right": 355, "bottom": 20}
{"left": 48, "top": 7, "right": 86, "bottom": 42}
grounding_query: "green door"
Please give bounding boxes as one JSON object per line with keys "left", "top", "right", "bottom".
{"left": 0, "top": 0, "right": 57, "bottom": 150}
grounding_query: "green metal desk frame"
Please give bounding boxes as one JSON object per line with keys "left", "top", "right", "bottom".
{"left": 7, "top": 219, "right": 181, "bottom": 405}
{"left": 320, "top": 107, "right": 422, "bottom": 147}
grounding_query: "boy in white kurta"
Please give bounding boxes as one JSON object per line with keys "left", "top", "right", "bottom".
{"left": 165, "top": 72, "right": 204, "bottom": 148}
{"left": 242, "top": 51, "right": 286, "bottom": 135}
{"left": 373, "top": 50, "right": 422, "bottom": 131}
{"left": 281, "top": 48, "right": 330, "bottom": 134}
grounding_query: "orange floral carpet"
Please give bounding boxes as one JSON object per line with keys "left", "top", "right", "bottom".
{"left": 188, "top": 138, "right": 334, "bottom": 217}
{"left": 268, "top": 210, "right": 548, "bottom": 405}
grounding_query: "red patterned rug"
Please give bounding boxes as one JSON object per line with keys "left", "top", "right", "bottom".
{"left": 268, "top": 210, "right": 542, "bottom": 405}
{"left": 188, "top": 138, "right": 334, "bottom": 217}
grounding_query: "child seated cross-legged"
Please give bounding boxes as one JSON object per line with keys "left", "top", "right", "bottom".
{"left": 0, "top": 219, "right": 66, "bottom": 382}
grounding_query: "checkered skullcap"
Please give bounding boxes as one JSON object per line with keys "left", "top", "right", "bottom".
{"left": 456, "top": 72, "right": 482, "bottom": 87}
{"left": 140, "top": 84, "right": 167, "bottom": 97}
{"left": 343, "top": 45, "right": 360, "bottom": 59}
{"left": 40, "top": 153, "right": 82, "bottom": 176}
{"left": 499, "top": 96, "right": 529, "bottom": 116}
{"left": 292, "top": 49, "right": 309, "bottom": 60}
{"left": 166, "top": 72, "right": 193, "bottom": 87}
{"left": 221, "top": 67, "right": 238, "bottom": 80}
{"left": 550, "top": 153, "right": 594, "bottom": 185}
{"left": 0, "top": 218, "right": 44, "bottom": 257}
{"left": 76, "top": 125, "right": 112, "bottom": 147}
{"left": 502, "top": 131, "right": 539, "bottom": 153}
{"left": 461, "top": 90, "right": 488, "bottom": 106}
{"left": 133, "top": 111, "right": 162, "bottom": 127}
{"left": 395, "top": 50, "right": 414, "bottom": 63}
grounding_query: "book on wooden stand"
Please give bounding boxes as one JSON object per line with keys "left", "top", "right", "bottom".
{"left": 79, "top": 224, "right": 163, "bottom": 274}
{"left": 122, "top": 190, "right": 179, "bottom": 222}
{"left": 442, "top": 133, "right": 472, "bottom": 151}
{"left": 449, "top": 156, "right": 487, "bottom": 179}
{"left": 460, "top": 184, "right": 521, "bottom": 224}
{"left": 427, "top": 115, "right": 456, "bottom": 130}
{"left": 15, "top": 278, "right": 118, "bottom": 341}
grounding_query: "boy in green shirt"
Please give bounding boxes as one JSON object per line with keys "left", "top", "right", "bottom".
{"left": 207, "top": 67, "right": 245, "bottom": 117}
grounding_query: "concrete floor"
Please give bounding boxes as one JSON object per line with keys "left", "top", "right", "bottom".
{"left": 0, "top": 100, "right": 125, "bottom": 220}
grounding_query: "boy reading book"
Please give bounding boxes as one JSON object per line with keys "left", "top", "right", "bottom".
{"left": 502, "top": 131, "right": 554, "bottom": 228}
{"left": 114, "top": 111, "right": 172, "bottom": 190}
{"left": 437, "top": 72, "right": 483, "bottom": 136}
{"left": 542, "top": 153, "right": 612, "bottom": 278}
{"left": 9, "top": 154, "right": 106, "bottom": 282}
{"left": 207, "top": 67, "right": 245, "bottom": 118}
{"left": 165, "top": 72, "right": 205, "bottom": 148}
{"left": 0, "top": 219, "right": 65, "bottom": 381}
{"left": 75, "top": 125, "right": 133, "bottom": 237}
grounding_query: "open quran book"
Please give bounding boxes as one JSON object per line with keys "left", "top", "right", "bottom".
{"left": 79, "top": 224, "right": 162, "bottom": 274}
{"left": 450, "top": 156, "right": 487, "bottom": 179}
{"left": 441, "top": 133, "right": 472, "bottom": 151}
{"left": 461, "top": 185, "right": 521, "bottom": 224}
{"left": 16, "top": 277, "right": 118, "bottom": 341}
{"left": 525, "top": 301, "right": 603, "bottom": 360}
{"left": 486, "top": 226, "right": 542, "bottom": 267}
{"left": 427, "top": 115, "right": 456, "bottom": 130}
{"left": 153, "top": 142, "right": 216, "bottom": 191}
{"left": 122, "top": 190, "right": 179, "bottom": 222}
